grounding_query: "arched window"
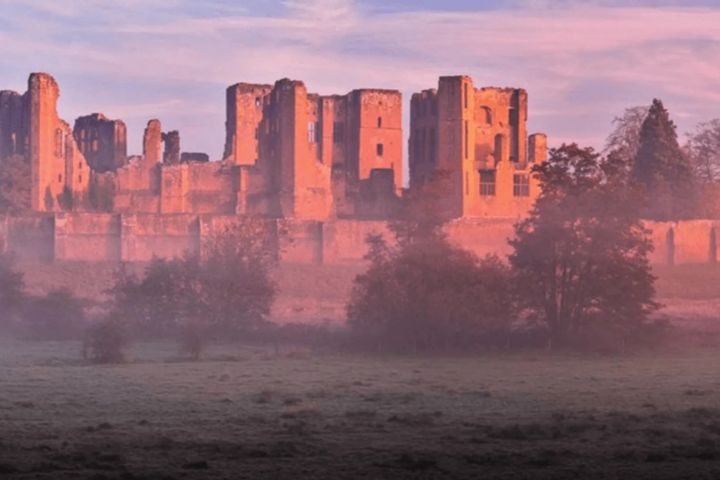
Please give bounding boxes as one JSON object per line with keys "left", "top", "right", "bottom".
{"left": 377, "top": 116, "right": 383, "bottom": 128}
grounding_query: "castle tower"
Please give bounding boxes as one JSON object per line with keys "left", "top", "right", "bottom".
{"left": 0, "top": 90, "right": 27, "bottom": 160}
{"left": 256, "top": 79, "right": 332, "bottom": 219}
{"left": 73, "top": 113, "right": 127, "bottom": 172}
{"left": 409, "top": 75, "right": 547, "bottom": 219}
{"left": 142, "top": 119, "right": 162, "bottom": 166}
{"left": 347, "top": 89, "right": 403, "bottom": 195}
{"left": 28, "top": 73, "right": 90, "bottom": 212}
{"left": 224, "top": 83, "right": 272, "bottom": 165}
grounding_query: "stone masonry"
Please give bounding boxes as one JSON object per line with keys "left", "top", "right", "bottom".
{"left": 1, "top": 72, "right": 542, "bottom": 220}
{"left": 410, "top": 76, "right": 547, "bottom": 219}
{"left": 73, "top": 113, "right": 127, "bottom": 173}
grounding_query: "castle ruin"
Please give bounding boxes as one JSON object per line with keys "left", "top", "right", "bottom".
{"left": 1, "top": 72, "right": 714, "bottom": 266}
{"left": 0, "top": 72, "right": 541, "bottom": 221}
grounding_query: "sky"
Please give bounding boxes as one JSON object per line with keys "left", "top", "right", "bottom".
{"left": 1, "top": 0, "right": 719, "bottom": 162}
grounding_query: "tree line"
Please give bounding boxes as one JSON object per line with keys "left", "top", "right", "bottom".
{"left": 605, "top": 100, "right": 720, "bottom": 219}
{"left": 1, "top": 98, "right": 712, "bottom": 358}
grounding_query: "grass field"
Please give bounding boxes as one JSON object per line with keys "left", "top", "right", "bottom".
{"left": 2, "top": 340, "right": 720, "bottom": 479}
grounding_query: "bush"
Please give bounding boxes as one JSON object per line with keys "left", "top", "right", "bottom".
{"left": 347, "top": 235, "right": 516, "bottom": 352}
{"left": 178, "top": 322, "right": 204, "bottom": 360}
{"left": 108, "top": 218, "right": 278, "bottom": 349}
{"left": 108, "top": 258, "right": 201, "bottom": 338}
{"left": 82, "top": 318, "right": 127, "bottom": 364}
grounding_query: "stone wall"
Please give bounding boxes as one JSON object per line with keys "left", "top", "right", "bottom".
{"left": 2, "top": 215, "right": 54, "bottom": 261}
{"left": 55, "top": 213, "right": 121, "bottom": 261}
{"left": 1, "top": 214, "right": 718, "bottom": 267}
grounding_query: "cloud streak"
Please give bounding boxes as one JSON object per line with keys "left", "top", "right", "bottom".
{"left": 0, "top": 0, "right": 717, "bottom": 159}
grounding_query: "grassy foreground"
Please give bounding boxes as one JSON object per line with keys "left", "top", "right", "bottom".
{"left": 1, "top": 341, "right": 720, "bottom": 479}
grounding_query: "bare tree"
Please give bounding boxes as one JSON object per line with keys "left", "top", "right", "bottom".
{"left": 603, "top": 105, "right": 649, "bottom": 173}
{"left": 686, "top": 119, "right": 720, "bottom": 184}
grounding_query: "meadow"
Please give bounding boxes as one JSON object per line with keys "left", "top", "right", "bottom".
{"left": 2, "top": 262, "right": 719, "bottom": 478}
{"left": 2, "top": 340, "right": 720, "bottom": 479}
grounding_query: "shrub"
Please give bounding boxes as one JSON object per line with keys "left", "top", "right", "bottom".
{"left": 178, "top": 322, "right": 204, "bottom": 360}
{"left": 347, "top": 235, "right": 516, "bottom": 352}
{"left": 108, "top": 218, "right": 278, "bottom": 349}
{"left": 82, "top": 318, "right": 127, "bottom": 364}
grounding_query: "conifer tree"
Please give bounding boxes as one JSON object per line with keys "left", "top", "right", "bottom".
{"left": 632, "top": 99, "right": 695, "bottom": 219}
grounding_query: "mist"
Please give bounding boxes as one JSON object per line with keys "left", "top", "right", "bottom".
{"left": 2, "top": 2, "right": 720, "bottom": 479}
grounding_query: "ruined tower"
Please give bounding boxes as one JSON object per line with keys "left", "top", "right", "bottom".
{"left": 162, "top": 130, "right": 180, "bottom": 165}
{"left": 256, "top": 79, "right": 333, "bottom": 219}
{"left": 223, "top": 79, "right": 403, "bottom": 219}
{"left": 409, "top": 75, "right": 547, "bottom": 218}
{"left": 224, "top": 83, "right": 273, "bottom": 165}
{"left": 73, "top": 113, "right": 127, "bottom": 172}
{"left": 28, "top": 73, "right": 90, "bottom": 212}
{"left": 142, "top": 119, "right": 162, "bottom": 167}
{"left": 0, "top": 90, "right": 28, "bottom": 160}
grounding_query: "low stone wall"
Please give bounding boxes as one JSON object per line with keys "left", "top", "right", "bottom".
{"left": 0, "top": 213, "right": 718, "bottom": 266}
{"left": 2, "top": 215, "right": 55, "bottom": 261}
{"left": 646, "top": 220, "right": 720, "bottom": 265}
{"left": 55, "top": 213, "right": 121, "bottom": 262}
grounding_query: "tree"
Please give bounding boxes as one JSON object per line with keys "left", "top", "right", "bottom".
{"left": 347, "top": 234, "right": 516, "bottom": 351}
{"left": 0, "top": 253, "right": 25, "bottom": 328}
{"left": 108, "top": 257, "right": 201, "bottom": 338}
{"left": 510, "top": 144, "right": 659, "bottom": 349}
{"left": 390, "top": 169, "right": 453, "bottom": 246}
{"left": 0, "top": 154, "right": 31, "bottom": 214}
{"left": 604, "top": 105, "right": 649, "bottom": 175}
{"left": 632, "top": 99, "right": 695, "bottom": 219}
{"left": 686, "top": 119, "right": 720, "bottom": 184}
{"left": 82, "top": 316, "right": 127, "bottom": 364}
{"left": 108, "top": 219, "right": 278, "bottom": 351}
{"left": 198, "top": 220, "right": 277, "bottom": 335}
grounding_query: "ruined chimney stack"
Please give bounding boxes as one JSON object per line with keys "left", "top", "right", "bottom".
{"left": 162, "top": 130, "right": 180, "bottom": 165}
{"left": 142, "top": 119, "right": 162, "bottom": 167}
